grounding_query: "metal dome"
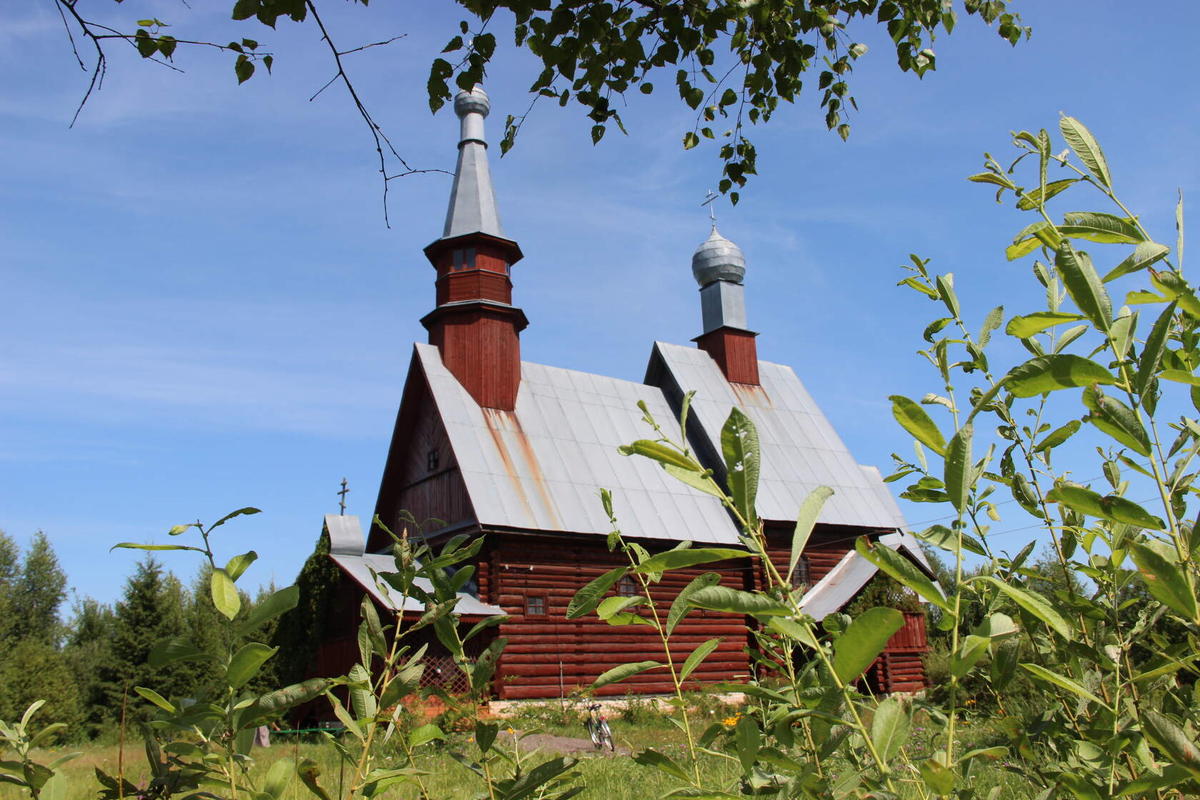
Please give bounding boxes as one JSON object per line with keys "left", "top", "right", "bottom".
{"left": 691, "top": 225, "right": 746, "bottom": 286}
{"left": 454, "top": 86, "right": 491, "bottom": 119}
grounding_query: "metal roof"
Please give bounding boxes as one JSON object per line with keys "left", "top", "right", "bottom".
{"left": 323, "top": 514, "right": 503, "bottom": 617}
{"left": 330, "top": 552, "right": 505, "bottom": 618}
{"left": 416, "top": 343, "right": 741, "bottom": 544}
{"left": 648, "top": 342, "right": 902, "bottom": 529}
{"left": 797, "top": 532, "right": 937, "bottom": 621}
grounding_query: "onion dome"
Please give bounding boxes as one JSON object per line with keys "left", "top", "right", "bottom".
{"left": 691, "top": 225, "right": 746, "bottom": 287}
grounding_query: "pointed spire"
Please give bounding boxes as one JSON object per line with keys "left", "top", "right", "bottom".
{"left": 442, "top": 86, "right": 504, "bottom": 240}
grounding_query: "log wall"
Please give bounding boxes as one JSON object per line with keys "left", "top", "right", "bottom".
{"left": 488, "top": 535, "right": 755, "bottom": 700}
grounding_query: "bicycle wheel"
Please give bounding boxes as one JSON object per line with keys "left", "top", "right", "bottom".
{"left": 598, "top": 720, "right": 615, "bottom": 752}
{"left": 584, "top": 718, "right": 603, "bottom": 749}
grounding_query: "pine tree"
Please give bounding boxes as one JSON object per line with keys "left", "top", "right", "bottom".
{"left": 0, "top": 530, "right": 19, "bottom": 648}
{"left": 99, "top": 557, "right": 192, "bottom": 721}
{"left": 10, "top": 531, "right": 68, "bottom": 645}
{"left": 0, "top": 639, "right": 82, "bottom": 738}
{"left": 64, "top": 596, "right": 116, "bottom": 737}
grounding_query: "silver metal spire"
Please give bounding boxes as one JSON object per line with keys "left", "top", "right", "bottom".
{"left": 442, "top": 86, "right": 505, "bottom": 240}
{"left": 692, "top": 225, "right": 749, "bottom": 334}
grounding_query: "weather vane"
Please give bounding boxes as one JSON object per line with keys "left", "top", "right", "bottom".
{"left": 701, "top": 189, "right": 718, "bottom": 228}
{"left": 338, "top": 477, "right": 350, "bottom": 515}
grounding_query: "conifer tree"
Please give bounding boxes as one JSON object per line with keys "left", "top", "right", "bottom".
{"left": 10, "top": 531, "right": 68, "bottom": 645}
{"left": 64, "top": 596, "right": 116, "bottom": 737}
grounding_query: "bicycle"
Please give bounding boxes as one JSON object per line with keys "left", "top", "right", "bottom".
{"left": 583, "top": 702, "right": 615, "bottom": 752}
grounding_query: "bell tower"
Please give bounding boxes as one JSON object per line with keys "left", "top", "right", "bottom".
{"left": 421, "top": 87, "right": 527, "bottom": 410}
{"left": 691, "top": 225, "right": 760, "bottom": 385}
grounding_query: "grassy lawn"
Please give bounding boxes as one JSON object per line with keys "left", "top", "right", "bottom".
{"left": 2, "top": 709, "right": 1038, "bottom": 799}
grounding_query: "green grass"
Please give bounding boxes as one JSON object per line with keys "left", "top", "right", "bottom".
{"left": 2, "top": 710, "right": 1039, "bottom": 799}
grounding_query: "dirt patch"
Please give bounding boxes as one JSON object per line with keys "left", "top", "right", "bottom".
{"left": 496, "top": 729, "right": 630, "bottom": 757}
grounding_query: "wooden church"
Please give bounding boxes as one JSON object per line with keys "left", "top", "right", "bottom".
{"left": 309, "top": 87, "right": 932, "bottom": 701}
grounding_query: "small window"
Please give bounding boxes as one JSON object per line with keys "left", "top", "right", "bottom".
{"left": 617, "top": 575, "right": 639, "bottom": 598}
{"left": 465, "top": 248, "right": 476, "bottom": 269}
{"left": 427, "top": 449, "right": 439, "bottom": 471}
{"left": 452, "top": 250, "right": 464, "bottom": 271}
{"left": 525, "top": 595, "right": 546, "bottom": 617}
{"left": 790, "top": 557, "right": 811, "bottom": 593}
{"left": 503, "top": 261, "right": 511, "bottom": 276}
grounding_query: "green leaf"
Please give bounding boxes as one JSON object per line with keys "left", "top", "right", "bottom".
{"left": 666, "top": 572, "right": 721, "bottom": 637}
{"left": 1057, "top": 241, "right": 1112, "bottom": 331}
{"left": 789, "top": 486, "right": 833, "bottom": 584}
{"left": 1046, "top": 485, "right": 1165, "bottom": 529}
{"left": 134, "top": 687, "right": 176, "bottom": 713}
{"left": 766, "top": 617, "right": 821, "bottom": 649}
{"left": 635, "top": 548, "right": 746, "bottom": 574}
{"left": 408, "top": 723, "right": 445, "bottom": 749}
{"left": 1005, "top": 312, "right": 1087, "bottom": 338}
{"left": 470, "top": 636, "right": 506, "bottom": 694}
{"left": 914, "top": 524, "right": 987, "bottom": 557}
{"left": 1142, "top": 710, "right": 1200, "bottom": 778}
{"left": 1113, "top": 765, "right": 1194, "bottom": 796}
{"left": 1004, "top": 354, "right": 1117, "bottom": 397}
{"left": 870, "top": 695, "right": 912, "bottom": 762}
{"left": 1129, "top": 541, "right": 1200, "bottom": 622}
{"left": 226, "top": 643, "right": 277, "bottom": 689}
{"left": 688, "top": 586, "right": 790, "bottom": 616}
{"left": 1020, "top": 663, "right": 1107, "bottom": 708}
{"left": 979, "top": 305, "right": 1004, "bottom": 347}
{"left": 263, "top": 757, "right": 293, "bottom": 800}
{"left": 734, "top": 715, "right": 760, "bottom": 773}
{"left": 1137, "top": 302, "right": 1177, "bottom": 397}
{"left": 920, "top": 758, "right": 956, "bottom": 794}
{"left": 952, "top": 634, "right": 991, "bottom": 679}
{"left": 1016, "top": 179, "right": 1077, "bottom": 210}
{"left": 833, "top": 607, "right": 904, "bottom": 684}
{"left": 210, "top": 506, "right": 262, "bottom": 531}
{"left": 110, "top": 543, "right": 205, "bottom": 553}
{"left": 936, "top": 274, "right": 960, "bottom": 319}
{"left": 148, "top": 636, "right": 213, "bottom": 668}
{"left": 621, "top": 439, "right": 698, "bottom": 471}
{"left": 721, "top": 408, "right": 760, "bottom": 527}
{"left": 856, "top": 536, "right": 949, "bottom": 611}
{"left": 634, "top": 749, "right": 692, "bottom": 782}
{"left": 1059, "top": 212, "right": 1145, "bottom": 244}
{"left": 1104, "top": 241, "right": 1171, "bottom": 282}
{"left": 1060, "top": 116, "right": 1112, "bottom": 189}
{"left": 225, "top": 551, "right": 258, "bottom": 582}
{"left": 239, "top": 584, "right": 299, "bottom": 636}
{"left": 597, "top": 595, "right": 643, "bottom": 620}
{"left": 567, "top": 567, "right": 627, "bottom": 619}
{"left": 889, "top": 395, "right": 946, "bottom": 456}
{"left": 210, "top": 568, "right": 241, "bottom": 620}
{"left": 297, "top": 758, "right": 334, "bottom": 800}
{"left": 1082, "top": 387, "right": 1152, "bottom": 456}
{"left": 245, "top": 678, "right": 330, "bottom": 720}
{"left": 679, "top": 638, "right": 722, "bottom": 683}
{"left": 1152, "top": 271, "right": 1200, "bottom": 320}
{"left": 973, "top": 576, "right": 1072, "bottom": 638}
{"left": 1034, "top": 420, "right": 1081, "bottom": 454}
{"left": 235, "top": 54, "right": 255, "bottom": 84}
{"left": 663, "top": 463, "right": 722, "bottom": 496}
{"left": 683, "top": 131, "right": 700, "bottom": 150}
{"left": 1160, "top": 370, "right": 1200, "bottom": 386}
{"left": 944, "top": 424, "right": 972, "bottom": 513}
{"left": 592, "top": 660, "right": 662, "bottom": 690}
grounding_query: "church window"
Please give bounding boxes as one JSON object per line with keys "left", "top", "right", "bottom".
{"left": 427, "top": 449, "right": 439, "bottom": 471}
{"left": 790, "top": 556, "right": 811, "bottom": 593}
{"left": 525, "top": 594, "right": 547, "bottom": 617}
{"left": 617, "top": 575, "right": 638, "bottom": 598}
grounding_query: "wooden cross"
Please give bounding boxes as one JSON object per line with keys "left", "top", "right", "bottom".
{"left": 338, "top": 477, "right": 350, "bottom": 515}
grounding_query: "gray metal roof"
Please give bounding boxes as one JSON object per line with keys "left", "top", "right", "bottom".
{"left": 442, "top": 87, "right": 504, "bottom": 240}
{"left": 648, "top": 342, "right": 902, "bottom": 529}
{"left": 797, "top": 532, "right": 937, "bottom": 620}
{"left": 330, "top": 552, "right": 505, "bottom": 617}
{"left": 326, "top": 513, "right": 365, "bottom": 555}
{"left": 415, "top": 343, "right": 741, "bottom": 544}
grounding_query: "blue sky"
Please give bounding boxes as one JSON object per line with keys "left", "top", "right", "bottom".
{"left": 2, "top": 1, "right": 1198, "bottom": 605}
